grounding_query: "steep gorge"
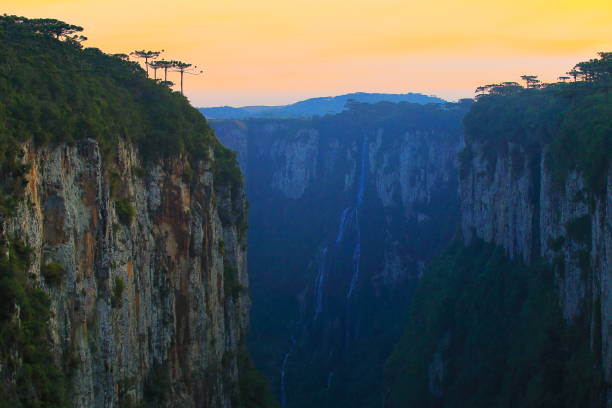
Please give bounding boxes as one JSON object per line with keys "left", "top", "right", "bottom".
{"left": 212, "top": 101, "right": 470, "bottom": 407}
{"left": 214, "top": 60, "right": 611, "bottom": 408}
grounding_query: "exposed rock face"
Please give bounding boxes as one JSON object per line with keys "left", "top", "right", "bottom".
{"left": 269, "top": 128, "right": 319, "bottom": 200}
{"left": 460, "top": 141, "right": 611, "bottom": 405}
{"left": 4, "top": 139, "right": 249, "bottom": 407}
{"left": 212, "top": 106, "right": 465, "bottom": 408}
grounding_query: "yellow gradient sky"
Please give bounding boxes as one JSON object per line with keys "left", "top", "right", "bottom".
{"left": 4, "top": 0, "right": 612, "bottom": 106}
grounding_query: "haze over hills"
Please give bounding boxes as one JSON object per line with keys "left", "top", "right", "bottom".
{"left": 198, "top": 92, "right": 445, "bottom": 119}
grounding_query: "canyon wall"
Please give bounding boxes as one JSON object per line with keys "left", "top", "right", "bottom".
{"left": 386, "top": 83, "right": 610, "bottom": 408}
{"left": 2, "top": 139, "right": 249, "bottom": 407}
{"left": 212, "top": 101, "right": 469, "bottom": 408}
{"left": 460, "top": 141, "right": 611, "bottom": 406}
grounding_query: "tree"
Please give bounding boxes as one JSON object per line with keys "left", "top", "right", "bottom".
{"left": 567, "top": 69, "right": 580, "bottom": 82}
{"left": 110, "top": 53, "right": 129, "bottom": 61}
{"left": 558, "top": 76, "right": 570, "bottom": 82}
{"left": 148, "top": 60, "right": 163, "bottom": 80}
{"left": 171, "top": 61, "right": 203, "bottom": 95}
{"left": 475, "top": 82, "right": 521, "bottom": 98}
{"left": 130, "top": 50, "right": 162, "bottom": 77}
{"left": 520, "top": 75, "right": 541, "bottom": 88}
{"left": 28, "top": 18, "right": 84, "bottom": 40}
{"left": 1, "top": 16, "right": 87, "bottom": 45}
{"left": 572, "top": 53, "right": 612, "bottom": 82}
{"left": 149, "top": 60, "right": 175, "bottom": 83}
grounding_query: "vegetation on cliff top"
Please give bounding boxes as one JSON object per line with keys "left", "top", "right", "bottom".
{"left": 0, "top": 14, "right": 240, "bottom": 183}
{"left": 463, "top": 52, "right": 611, "bottom": 195}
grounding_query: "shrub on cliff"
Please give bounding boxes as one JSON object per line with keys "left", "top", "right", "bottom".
{"left": 111, "top": 277, "right": 125, "bottom": 308}
{"left": 0, "top": 242, "right": 68, "bottom": 407}
{"left": 115, "top": 200, "right": 136, "bottom": 225}
{"left": 41, "top": 262, "right": 66, "bottom": 285}
{"left": 236, "top": 348, "right": 280, "bottom": 408}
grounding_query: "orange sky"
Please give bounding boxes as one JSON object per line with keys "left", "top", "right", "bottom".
{"left": 4, "top": 0, "right": 612, "bottom": 106}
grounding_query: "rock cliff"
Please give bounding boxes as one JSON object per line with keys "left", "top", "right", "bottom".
{"left": 460, "top": 140, "right": 611, "bottom": 405}
{"left": 2, "top": 139, "right": 249, "bottom": 407}
{"left": 385, "top": 75, "right": 610, "bottom": 407}
{"left": 0, "top": 17, "right": 280, "bottom": 407}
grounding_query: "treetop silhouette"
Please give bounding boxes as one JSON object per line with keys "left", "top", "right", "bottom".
{"left": 130, "top": 50, "right": 163, "bottom": 76}
{"left": 171, "top": 61, "right": 204, "bottom": 94}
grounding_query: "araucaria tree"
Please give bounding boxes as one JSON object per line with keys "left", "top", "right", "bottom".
{"left": 171, "top": 61, "right": 203, "bottom": 94}
{"left": 130, "top": 50, "right": 162, "bottom": 77}
{"left": 148, "top": 60, "right": 163, "bottom": 80}
{"left": 150, "top": 60, "right": 175, "bottom": 82}
{"left": 520, "top": 75, "right": 541, "bottom": 88}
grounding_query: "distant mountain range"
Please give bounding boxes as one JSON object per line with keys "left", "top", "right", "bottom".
{"left": 198, "top": 92, "right": 445, "bottom": 119}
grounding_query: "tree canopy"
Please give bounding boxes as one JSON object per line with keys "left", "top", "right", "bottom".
{"left": 466, "top": 52, "right": 612, "bottom": 195}
{"left": 0, "top": 14, "right": 238, "bottom": 179}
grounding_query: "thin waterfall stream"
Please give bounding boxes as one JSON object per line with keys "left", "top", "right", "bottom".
{"left": 280, "top": 134, "right": 368, "bottom": 407}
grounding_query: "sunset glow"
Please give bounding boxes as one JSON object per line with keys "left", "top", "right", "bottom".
{"left": 4, "top": 0, "right": 612, "bottom": 106}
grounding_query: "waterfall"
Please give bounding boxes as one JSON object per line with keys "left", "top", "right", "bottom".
{"left": 346, "top": 239, "right": 361, "bottom": 299}
{"left": 355, "top": 134, "right": 368, "bottom": 206}
{"left": 285, "top": 135, "right": 369, "bottom": 405}
{"left": 335, "top": 207, "right": 352, "bottom": 244}
{"left": 313, "top": 247, "right": 329, "bottom": 319}
{"left": 280, "top": 336, "right": 296, "bottom": 408}
{"left": 313, "top": 203, "right": 353, "bottom": 320}
{"left": 347, "top": 135, "right": 368, "bottom": 299}
{"left": 280, "top": 350, "right": 290, "bottom": 407}
{"left": 344, "top": 135, "right": 368, "bottom": 347}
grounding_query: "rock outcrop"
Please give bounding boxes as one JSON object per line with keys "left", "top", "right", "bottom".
{"left": 460, "top": 141, "right": 611, "bottom": 405}
{"left": 3, "top": 139, "right": 249, "bottom": 408}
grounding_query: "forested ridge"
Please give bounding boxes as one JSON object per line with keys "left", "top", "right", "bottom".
{"left": 463, "top": 52, "right": 611, "bottom": 195}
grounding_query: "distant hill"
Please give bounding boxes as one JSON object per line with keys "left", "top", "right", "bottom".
{"left": 199, "top": 92, "right": 445, "bottom": 119}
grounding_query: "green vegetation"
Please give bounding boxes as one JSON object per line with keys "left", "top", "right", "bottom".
{"left": 0, "top": 14, "right": 252, "bottom": 406}
{"left": 218, "top": 240, "right": 225, "bottom": 256}
{"left": 223, "top": 264, "right": 245, "bottom": 300}
{"left": 0, "top": 15, "right": 241, "bottom": 189}
{"left": 548, "top": 236, "right": 565, "bottom": 252}
{"left": 566, "top": 215, "right": 592, "bottom": 244}
{"left": 41, "top": 262, "right": 66, "bottom": 286}
{"left": 0, "top": 241, "right": 68, "bottom": 407}
{"left": 235, "top": 348, "right": 280, "bottom": 408}
{"left": 115, "top": 200, "right": 136, "bottom": 225}
{"left": 131, "top": 166, "right": 145, "bottom": 179}
{"left": 213, "top": 143, "right": 243, "bottom": 191}
{"left": 182, "top": 162, "right": 195, "bottom": 183}
{"left": 464, "top": 52, "right": 611, "bottom": 195}
{"left": 111, "top": 277, "right": 125, "bottom": 308}
{"left": 385, "top": 240, "right": 605, "bottom": 408}
{"left": 143, "top": 365, "right": 171, "bottom": 405}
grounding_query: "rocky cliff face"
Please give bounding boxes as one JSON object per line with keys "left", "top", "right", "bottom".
{"left": 211, "top": 102, "right": 468, "bottom": 408}
{"left": 460, "top": 141, "right": 611, "bottom": 405}
{"left": 2, "top": 138, "right": 249, "bottom": 407}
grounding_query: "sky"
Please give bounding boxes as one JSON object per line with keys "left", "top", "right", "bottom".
{"left": 4, "top": 0, "right": 612, "bottom": 107}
